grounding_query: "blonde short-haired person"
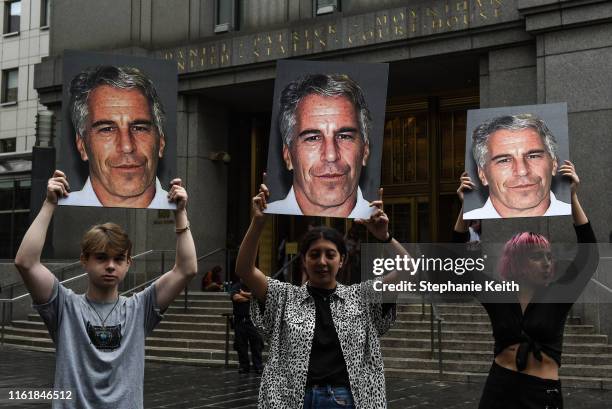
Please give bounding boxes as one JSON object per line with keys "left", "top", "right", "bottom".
{"left": 14, "top": 170, "right": 197, "bottom": 409}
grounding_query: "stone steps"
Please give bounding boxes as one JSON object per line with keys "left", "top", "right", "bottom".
{"left": 381, "top": 346, "right": 612, "bottom": 366}
{"left": 6, "top": 338, "right": 612, "bottom": 390}
{"left": 383, "top": 356, "right": 612, "bottom": 379}
{"left": 385, "top": 328, "right": 607, "bottom": 343}
{"left": 383, "top": 368, "right": 612, "bottom": 390}
{"left": 4, "top": 296, "right": 612, "bottom": 390}
{"left": 380, "top": 336, "right": 612, "bottom": 354}
{"left": 22, "top": 311, "right": 595, "bottom": 336}
{"left": 7, "top": 325, "right": 612, "bottom": 366}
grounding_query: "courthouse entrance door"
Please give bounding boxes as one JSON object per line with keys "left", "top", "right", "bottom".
{"left": 380, "top": 94, "right": 478, "bottom": 243}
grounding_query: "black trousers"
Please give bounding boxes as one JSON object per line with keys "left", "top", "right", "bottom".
{"left": 233, "top": 316, "right": 263, "bottom": 371}
{"left": 478, "top": 362, "right": 563, "bottom": 409}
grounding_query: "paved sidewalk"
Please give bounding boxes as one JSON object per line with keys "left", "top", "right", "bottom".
{"left": 1, "top": 346, "right": 611, "bottom": 408}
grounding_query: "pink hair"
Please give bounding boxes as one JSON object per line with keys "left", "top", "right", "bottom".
{"left": 498, "top": 232, "right": 553, "bottom": 281}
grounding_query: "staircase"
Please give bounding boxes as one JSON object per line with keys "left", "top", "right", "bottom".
{"left": 382, "top": 303, "right": 612, "bottom": 389}
{"left": 3, "top": 291, "right": 612, "bottom": 389}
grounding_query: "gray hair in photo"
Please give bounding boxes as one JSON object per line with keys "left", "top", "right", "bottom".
{"left": 472, "top": 113, "right": 559, "bottom": 168}
{"left": 69, "top": 65, "right": 166, "bottom": 139}
{"left": 278, "top": 73, "right": 372, "bottom": 147}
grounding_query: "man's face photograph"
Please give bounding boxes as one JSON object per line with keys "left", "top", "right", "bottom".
{"left": 478, "top": 127, "right": 557, "bottom": 216}
{"left": 60, "top": 52, "right": 177, "bottom": 209}
{"left": 76, "top": 85, "right": 165, "bottom": 205}
{"left": 282, "top": 94, "right": 369, "bottom": 216}
{"left": 463, "top": 104, "right": 571, "bottom": 220}
{"left": 265, "top": 60, "right": 388, "bottom": 219}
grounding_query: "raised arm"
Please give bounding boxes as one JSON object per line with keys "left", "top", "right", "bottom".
{"left": 154, "top": 179, "right": 197, "bottom": 311}
{"left": 559, "top": 160, "right": 588, "bottom": 226}
{"left": 355, "top": 188, "right": 412, "bottom": 285}
{"left": 14, "top": 170, "right": 69, "bottom": 304}
{"left": 235, "top": 182, "right": 270, "bottom": 302}
{"left": 554, "top": 161, "right": 598, "bottom": 290}
{"left": 453, "top": 171, "right": 476, "bottom": 238}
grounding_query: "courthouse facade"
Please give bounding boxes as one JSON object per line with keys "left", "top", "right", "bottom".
{"left": 33, "top": 0, "right": 611, "bottom": 288}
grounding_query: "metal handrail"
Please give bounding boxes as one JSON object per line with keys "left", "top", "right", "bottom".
{"left": 197, "top": 248, "right": 226, "bottom": 262}
{"left": 591, "top": 278, "right": 612, "bottom": 295}
{"left": 0, "top": 250, "right": 157, "bottom": 303}
{"left": 1, "top": 259, "right": 88, "bottom": 294}
{"left": 272, "top": 254, "right": 299, "bottom": 281}
{"left": 120, "top": 276, "right": 159, "bottom": 296}
{"left": 417, "top": 269, "right": 444, "bottom": 374}
{"left": 429, "top": 296, "right": 443, "bottom": 375}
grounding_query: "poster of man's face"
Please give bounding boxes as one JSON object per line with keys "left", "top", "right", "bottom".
{"left": 59, "top": 50, "right": 177, "bottom": 209}
{"left": 463, "top": 103, "right": 571, "bottom": 220}
{"left": 265, "top": 60, "right": 388, "bottom": 219}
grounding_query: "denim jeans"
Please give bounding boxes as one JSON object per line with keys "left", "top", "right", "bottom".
{"left": 303, "top": 385, "right": 355, "bottom": 409}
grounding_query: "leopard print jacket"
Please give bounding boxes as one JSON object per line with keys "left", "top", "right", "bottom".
{"left": 250, "top": 277, "right": 396, "bottom": 408}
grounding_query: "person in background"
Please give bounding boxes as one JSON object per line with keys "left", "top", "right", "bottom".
{"left": 230, "top": 280, "right": 264, "bottom": 375}
{"left": 202, "top": 265, "right": 223, "bottom": 291}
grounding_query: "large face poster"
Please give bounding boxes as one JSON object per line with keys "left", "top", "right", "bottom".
{"left": 58, "top": 50, "right": 177, "bottom": 209}
{"left": 463, "top": 103, "right": 571, "bottom": 220}
{"left": 264, "top": 59, "right": 389, "bottom": 219}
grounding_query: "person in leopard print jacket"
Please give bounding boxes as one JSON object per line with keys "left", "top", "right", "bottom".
{"left": 236, "top": 181, "right": 410, "bottom": 409}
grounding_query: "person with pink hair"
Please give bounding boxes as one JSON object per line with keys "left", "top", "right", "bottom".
{"left": 454, "top": 160, "right": 598, "bottom": 409}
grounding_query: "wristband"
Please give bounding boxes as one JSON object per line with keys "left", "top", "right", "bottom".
{"left": 175, "top": 222, "right": 190, "bottom": 234}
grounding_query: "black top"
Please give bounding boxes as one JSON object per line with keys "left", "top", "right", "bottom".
{"left": 305, "top": 286, "right": 351, "bottom": 387}
{"left": 230, "top": 282, "right": 251, "bottom": 318}
{"left": 452, "top": 222, "right": 598, "bottom": 370}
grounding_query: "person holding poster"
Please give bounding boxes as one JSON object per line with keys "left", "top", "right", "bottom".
{"left": 464, "top": 112, "right": 571, "bottom": 219}
{"left": 454, "top": 163, "right": 598, "bottom": 409}
{"left": 236, "top": 179, "right": 407, "bottom": 408}
{"left": 14, "top": 170, "right": 197, "bottom": 409}
{"left": 265, "top": 60, "right": 388, "bottom": 219}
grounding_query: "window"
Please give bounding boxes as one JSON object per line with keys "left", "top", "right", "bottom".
{"left": 0, "top": 179, "right": 30, "bottom": 259}
{"left": 215, "top": 0, "right": 236, "bottom": 33}
{"left": 0, "top": 138, "right": 16, "bottom": 153}
{"left": 4, "top": 0, "right": 21, "bottom": 34}
{"left": 40, "top": 0, "right": 50, "bottom": 27}
{"left": 316, "top": 0, "right": 339, "bottom": 16}
{"left": 1, "top": 69, "right": 18, "bottom": 103}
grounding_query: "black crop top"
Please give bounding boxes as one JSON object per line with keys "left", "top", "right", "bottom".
{"left": 452, "top": 222, "right": 598, "bottom": 371}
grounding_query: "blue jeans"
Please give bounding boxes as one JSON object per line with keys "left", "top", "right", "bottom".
{"left": 303, "top": 386, "right": 355, "bottom": 409}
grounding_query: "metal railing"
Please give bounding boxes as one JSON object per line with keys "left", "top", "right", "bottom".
{"left": 591, "top": 278, "right": 612, "bottom": 295}
{"left": 428, "top": 297, "right": 443, "bottom": 375}
{"left": 1, "top": 249, "right": 174, "bottom": 347}
{"left": 271, "top": 254, "right": 299, "bottom": 281}
{"left": 418, "top": 272, "right": 444, "bottom": 375}
{"left": 1, "top": 260, "right": 84, "bottom": 294}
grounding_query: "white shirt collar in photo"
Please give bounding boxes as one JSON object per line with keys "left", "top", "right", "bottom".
{"left": 58, "top": 177, "right": 174, "bottom": 209}
{"left": 265, "top": 186, "right": 373, "bottom": 219}
{"left": 463, "top": 191, "right": 571, "bottom": 220}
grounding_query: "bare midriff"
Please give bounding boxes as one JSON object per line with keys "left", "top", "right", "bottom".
{"left": 495, "top": 343, "right": 559, "bottom": 380}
